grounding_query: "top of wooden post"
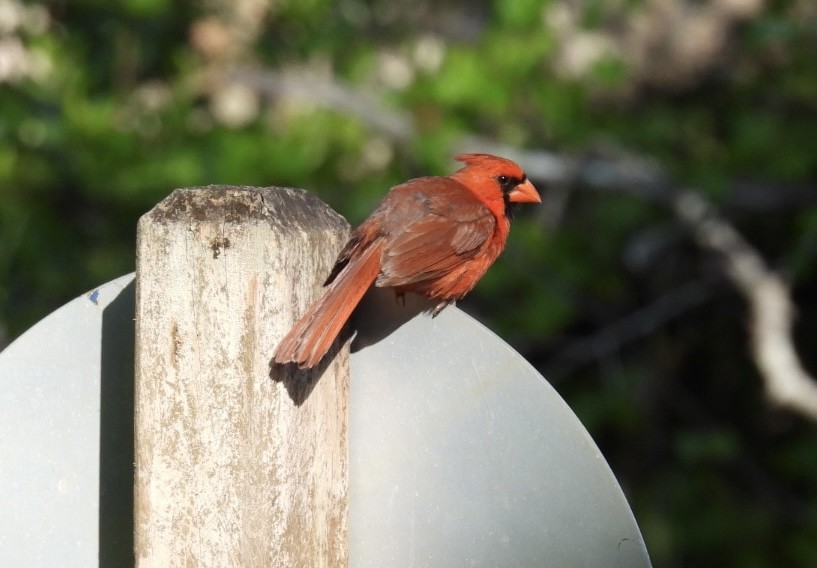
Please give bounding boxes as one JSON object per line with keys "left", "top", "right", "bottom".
{"left": 144, "top": 185, "right": 348, "bottom": 232}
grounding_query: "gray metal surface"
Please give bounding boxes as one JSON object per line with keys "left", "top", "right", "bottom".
{"left": 349, "top": 290, "right": 650, "bottom": 567}
{"left": 0, "top": 275, "right": 650, "bottom": 566}
{"left": 0, "top": 274, "right": 135, "bottom": 567}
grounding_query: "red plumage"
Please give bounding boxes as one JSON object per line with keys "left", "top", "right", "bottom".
{"left": 273, "top": 153, "right": 540, "bottom": 368}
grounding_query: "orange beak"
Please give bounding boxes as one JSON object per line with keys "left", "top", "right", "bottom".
{"left": 507, "top": 178, "right": 541, "bottom": 204}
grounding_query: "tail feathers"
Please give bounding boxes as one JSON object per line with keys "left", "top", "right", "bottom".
{"left": 273, "top": 243, "right": 382, "bottom": 368}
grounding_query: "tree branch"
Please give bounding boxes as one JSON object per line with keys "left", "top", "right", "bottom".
{"left": 544, "top": 278, "right": 718, "bottom": 381}
{"left": 673, "top": 191, "right": 817, "bottom": 419}
{"left": 228, "top": 67, "right": 414, "bottom": 142}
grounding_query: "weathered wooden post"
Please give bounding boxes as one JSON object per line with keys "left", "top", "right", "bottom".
{"left": 134, "top": 186, "right": 350, "bottom": 566}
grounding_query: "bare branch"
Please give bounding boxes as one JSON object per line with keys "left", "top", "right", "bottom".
{"left": 228, "top": 67, "right": 414, "bottom": 142}
{"left": 545, "top": 278, "right": 718, "bottom": 381}
{"left": 673, "top": 191, "right": 817, "bottom": 419}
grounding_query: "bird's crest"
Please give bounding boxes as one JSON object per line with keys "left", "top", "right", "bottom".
{"left": 454, "top": 153, "right": 525, "bottom": 179}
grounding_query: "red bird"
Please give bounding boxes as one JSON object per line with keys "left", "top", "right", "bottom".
{"left": 273, "top": 153, "right": 540, "bottom": 368}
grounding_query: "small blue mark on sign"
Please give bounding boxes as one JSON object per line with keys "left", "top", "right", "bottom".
{"left": 88, "top": 289, "right": 100, "bottom": 305}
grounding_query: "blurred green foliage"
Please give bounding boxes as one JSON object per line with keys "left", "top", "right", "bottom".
{"left": 2, "top": 0, "right": 817, "bottom": 565}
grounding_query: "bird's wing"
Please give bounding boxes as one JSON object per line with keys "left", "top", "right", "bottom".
{"left": 375, "top": 178, "right": 497, "bottom": 288}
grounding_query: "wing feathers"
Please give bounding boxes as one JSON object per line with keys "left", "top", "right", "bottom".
{"left": 378, "top": 201, "right": 496, "bottom": 292}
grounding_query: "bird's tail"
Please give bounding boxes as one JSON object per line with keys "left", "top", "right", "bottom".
{"left": 273, "top": 244, "right": 382, "bottom": 368}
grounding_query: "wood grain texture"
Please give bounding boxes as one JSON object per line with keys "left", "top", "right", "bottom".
{"left": 134, "top": 186, "right": 350, "bottom": 567}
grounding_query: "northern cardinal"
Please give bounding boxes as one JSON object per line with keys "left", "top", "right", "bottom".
{"left": 273, "top": 153, "right": 540, "bottom": 368}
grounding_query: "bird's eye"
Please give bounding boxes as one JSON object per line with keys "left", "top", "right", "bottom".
{"left": 497, "top": 174, "right": 518, "bottom": 192}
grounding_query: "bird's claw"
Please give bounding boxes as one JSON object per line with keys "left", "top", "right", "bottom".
{"left": 432, "top": 301, "right": 453, "bottom": 317}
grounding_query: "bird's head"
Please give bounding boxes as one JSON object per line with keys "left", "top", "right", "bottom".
{"left": 452, "top": 153, "right": 541, "bottom": 209}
